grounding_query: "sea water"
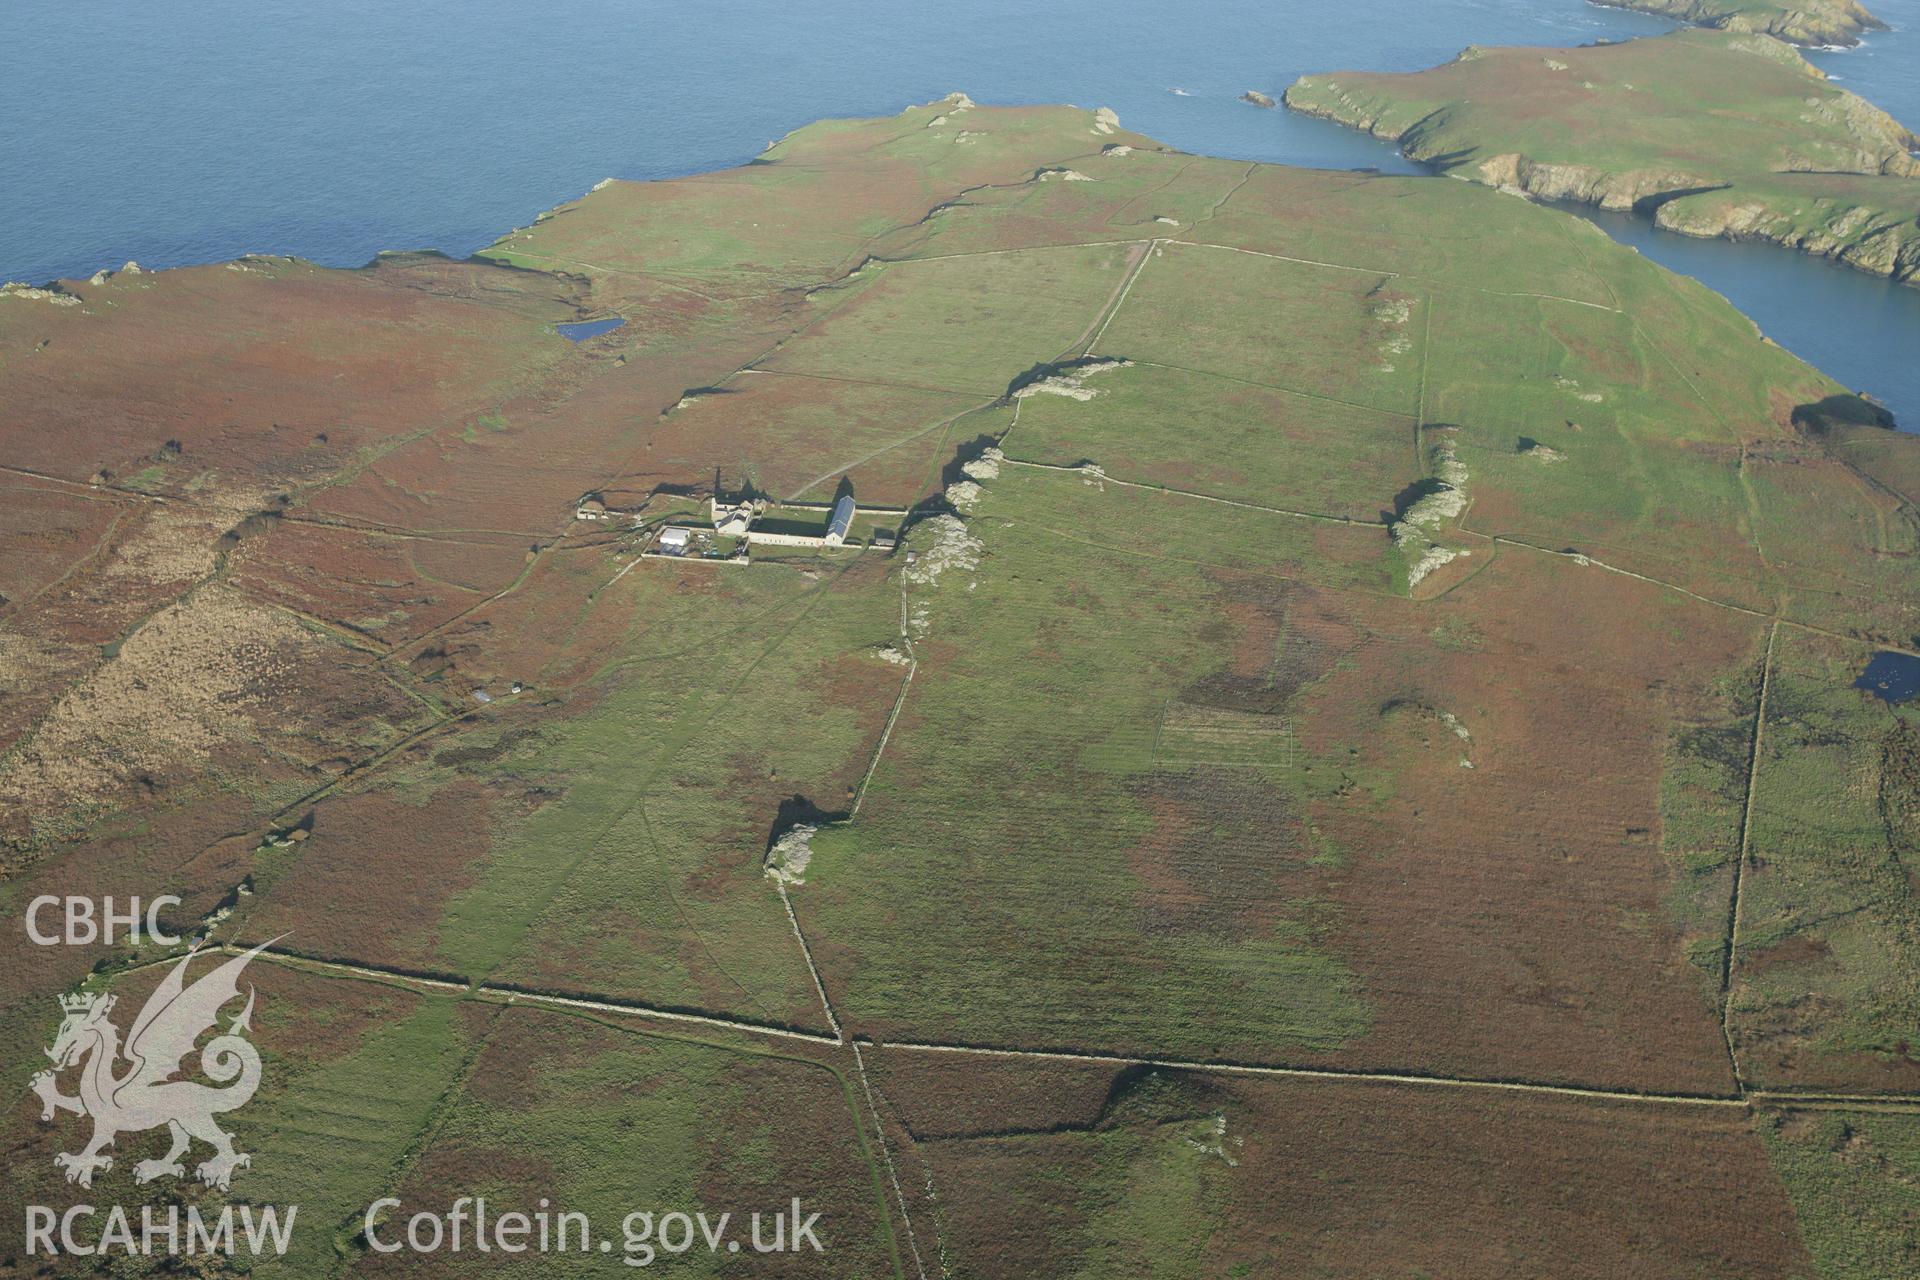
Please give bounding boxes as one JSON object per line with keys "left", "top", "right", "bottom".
{"left": 3, "top": 0, "right": 1915, "bottom": 418}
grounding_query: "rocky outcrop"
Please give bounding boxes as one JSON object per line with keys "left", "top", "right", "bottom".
{"left": 86, "top": 261, "right": 143, "bottom": 286}
{"left": 1783, "top": 92, "right": 1920, "bottom": 177}
{"left": 1590, "top": 0, "right": 1887, "bottom": 48}
{"left": 1470, "top": 154, "right": 1726, "bottom": 212}
{"left": 1284, "top": 86, "right": 1726, "bottom": 211}
{"left": 1655, "top": 190, "right": 1920, "bottom": 283}
{"left": 0, "top": 282, "right": 82, "bottom": 306}
{"left": 1282, "top": 37, "right": 1920, "bottom": 287}
{"left": 1241, "top": 90, "right": 1277, "bottom": 109}
{"left": 1280, "top": 79, "right": 1409, "bottom": 140}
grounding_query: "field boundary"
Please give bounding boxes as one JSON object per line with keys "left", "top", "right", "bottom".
{"left": 207, "top": 942, "right": 1920, "bottom": 1114}
{"left": 999, "top": 456, "right": 1379, "bottom": 525}
{"left": 1720, "top": 619, "right": 1778, "bottom": 1088}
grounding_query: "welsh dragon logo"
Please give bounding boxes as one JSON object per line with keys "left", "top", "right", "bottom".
{"left": 31, "top": 942, "right": 271, "bottom": 1190}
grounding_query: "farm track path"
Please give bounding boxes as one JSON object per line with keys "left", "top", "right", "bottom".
{"left": 998, "top": 457, "right": 1379, "bottom": 525}
{"left": 1073, "top": 238, "right": 1154, "bottom": 357}
{"left": 1167, "top": 239, "right": 1624, "bottom": 311}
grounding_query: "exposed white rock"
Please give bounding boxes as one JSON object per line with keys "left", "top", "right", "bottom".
{"left": 1185, "top": 1114, "right": 1244, "bottom": 1166}
{"left": 1013, "top": 358, "right": 1131, "bottom": 400}
{"left": 765, "top": 824, "right": 817, "bottom": 886}
{"left": 962, "top": 447, "right": 1003, "bottom": 481}
{"left": 906, "top": 515, "right": 983, "bottom": 585}
{"left": 1371, "top": 297, "right": 1412, "bottom": 325}
{"left": 1393, "top": 438, "right": 1471, "bottom": 587}
{"left": 0, "top": 283, "right": 81, "bottom": 306}
{"left": 946, "top": 479, "right": 985, "bottom": 512}
{"left": 1404, "top": 543, "right": 1464, "bottom": 587}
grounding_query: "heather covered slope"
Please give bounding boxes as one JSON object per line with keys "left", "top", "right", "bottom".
{"left": 1284, "top": 29, "right": 1920, "bottom": 283}
{"left": 3, "top": 99, "right": 1919, "bottom": 1275}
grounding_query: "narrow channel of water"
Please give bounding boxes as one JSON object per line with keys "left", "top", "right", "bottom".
{"left": 1560, "top": 205, "right": 1918, "bottom": 428}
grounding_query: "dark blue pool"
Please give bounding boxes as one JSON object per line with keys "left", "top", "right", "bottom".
{"left": 557, "top": 316, "right": 625, "bottom": 342}
{"left": 1856, "top": 651, "right": 1920, "bottom": 706}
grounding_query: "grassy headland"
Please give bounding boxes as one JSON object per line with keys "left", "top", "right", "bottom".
{"left": 1284, "top": 28, "right": 1920, "bottom": 283}
{"left": 1593, "top": 0, "right": 1887, "bottom": 48}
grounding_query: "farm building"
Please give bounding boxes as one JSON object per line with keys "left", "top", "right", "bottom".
{"left": 684, "top": 484, "right": 902, "bottom": 552}
{"left": 575, "top": 492, "right": 646, "bottom": 523}
{"left": 737, "top": 490, "right": 863, "bottom": 549}
{"left": 656, "top": 526, "right": 692, "bottom": 553}
{"left": 711, "top": 495, "right": 757, "bottom": 536}
{"left": 824, "top": 493, "right": 856, "bottom": 546}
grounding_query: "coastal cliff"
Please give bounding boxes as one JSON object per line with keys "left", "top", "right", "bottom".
{"left": 1654, "top": 183, "right": 1920, "bottom": 283}
{"left": 1282, "top": 30, "right": 1920, "bottom": 285}
{"left": 1590, "top": 0, "right": 1887, "bottom": 49}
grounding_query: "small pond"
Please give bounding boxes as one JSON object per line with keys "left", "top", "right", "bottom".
{"left": 557, "top": 317, "right": 625, "bottom": 342}
{"left": 1855, "top": 651, "right": 1920, "bottom": 705}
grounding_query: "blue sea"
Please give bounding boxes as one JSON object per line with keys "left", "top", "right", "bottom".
{"left": 3, "top": 0, "right": 1916, "bottom": 419}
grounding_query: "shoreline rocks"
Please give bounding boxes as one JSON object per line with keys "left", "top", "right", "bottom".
{"left": 1280, "top": 33, "right": 1920, "bottom": 287}
{"left": 1589, "top": 0, "right": 1887, "bottom": 49}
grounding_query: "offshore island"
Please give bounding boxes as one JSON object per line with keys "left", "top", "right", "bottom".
{"left": 1285, "top": 28, "right": 1920, "bottom": 284}
{"left": 1594, "top": 0, "right": 1889, "bottom": 48}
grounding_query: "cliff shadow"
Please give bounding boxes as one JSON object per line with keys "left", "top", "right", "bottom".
{"left": 1793, "top": 392, "right": 1898, "bottom": 437}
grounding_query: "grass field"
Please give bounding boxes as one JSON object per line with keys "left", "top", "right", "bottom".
{"left": 5, "top": 95, "right": 1920, "bottom": 1275}
{"left": 798, "top": 465, "right": 1382, "bottom": 1059}
{"left": 1733, "top": 627, "right": 1920, "bottom": 1091}
{"left": 902, "top": 1062, "right": 1819, "bottom": 1279}
{"left": 357, "top": 1004, "right": 897, "bottom": 1277}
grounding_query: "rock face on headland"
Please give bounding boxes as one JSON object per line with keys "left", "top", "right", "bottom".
{"left": 1591, "top": 0, "right": 1886, "bottom": 49}
{"left": 1283, "top": 29, "right": 1920, "bottom": 284}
